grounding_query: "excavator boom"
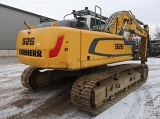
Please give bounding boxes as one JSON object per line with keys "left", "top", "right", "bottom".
{"left": 103, "top": 10, "right": 149, "bottom": 63}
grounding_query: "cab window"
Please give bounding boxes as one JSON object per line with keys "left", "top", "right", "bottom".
{"left": 90, "top": 18, "right": 105, "bottom": 30}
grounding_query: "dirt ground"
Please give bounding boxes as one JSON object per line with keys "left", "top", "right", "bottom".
{"left": 1, "top": 57, "right": 160, "bottom": 119}
{"left": 0, "top": 57, "right": 92, "bottom": 119}
{"left": 0, "top": 57, "right": 19, "bottom": 65}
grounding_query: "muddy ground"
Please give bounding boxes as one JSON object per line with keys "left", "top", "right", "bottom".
{"left": 0, "top": 57, "right": 92, "bottom": 119}
{"left": 1, "top": 57, "right": 160, "bottom": 119}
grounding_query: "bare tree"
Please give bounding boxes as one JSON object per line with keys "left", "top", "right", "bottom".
{"left": 155, "top": 25, "right": 160, "bottom": 39}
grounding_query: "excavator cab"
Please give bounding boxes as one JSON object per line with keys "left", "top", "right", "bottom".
{"left": 76, "top": 16, "right": 86, "bottom": 28}
{"left": 64, "top": 6, "right": 107, "bottom": 31}
{"left": 27, "top": 6, "right": 107, "bottom": 31}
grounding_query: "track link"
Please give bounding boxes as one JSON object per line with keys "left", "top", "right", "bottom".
{"left": 21, "top": 67, "right": 51, "bottom": 91}
{"left": 21, "top": 67, "right": 39, "bottom": 91}
{"left": 71, "top": 63, "right": 148, "bottom": 115}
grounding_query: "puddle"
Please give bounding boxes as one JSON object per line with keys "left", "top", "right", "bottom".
{"left": 12, "top": 99, "right": 32, "bottom": 108}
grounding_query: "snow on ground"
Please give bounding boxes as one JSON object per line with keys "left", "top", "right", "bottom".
{"left": 96, "top": 58, "right": 160, "bottom": 119}
{"left": 0, "top": 57, "right": 160, "bottom": 119}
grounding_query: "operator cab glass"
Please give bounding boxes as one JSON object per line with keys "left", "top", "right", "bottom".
{"left": 90, "top": 18, "right": 105, "bottom": 30}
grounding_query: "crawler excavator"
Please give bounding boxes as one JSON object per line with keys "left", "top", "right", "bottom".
{"left": 16, "top": 6, "right": 149, "bottom": 115}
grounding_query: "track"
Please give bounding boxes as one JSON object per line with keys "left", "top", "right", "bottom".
{"left": 21, "top": 62, "right": 148, "bottom": 116}
{"left": 21, "top": 67, "right": 40, "bottom": 91}
{"left": 71, "top": 63, "right": 148, "bottom": 115}
{"left": 93, "top": 81, "right": 145, "bottom": 115}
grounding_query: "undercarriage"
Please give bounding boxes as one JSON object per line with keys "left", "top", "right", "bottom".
{"left": 21, "top": 63, "right": 148, "bottom": 115}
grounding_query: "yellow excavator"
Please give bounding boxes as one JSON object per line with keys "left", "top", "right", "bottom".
{"left": 16, "top": 6, "right": 149, "bottom": 115}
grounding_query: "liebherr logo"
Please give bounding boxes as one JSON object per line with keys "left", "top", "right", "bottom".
{"left": 19, "top": 49, "right": 42, "bottom": 57}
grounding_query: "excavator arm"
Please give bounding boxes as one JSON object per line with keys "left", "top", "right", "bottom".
{"left": 102, "top": 11, "right": 149, "bottom": 64}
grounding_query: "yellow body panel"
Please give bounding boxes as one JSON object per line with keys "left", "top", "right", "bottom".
{"left": 16, "top": 26, "right": 132, "bottom": 70}
{"left": 80, "top": 30, "right": 132, "bottom": 68}
{"left": 17, "top": 27, "right": 81, "bottom": 70}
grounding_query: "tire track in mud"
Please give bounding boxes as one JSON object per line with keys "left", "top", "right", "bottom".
{"left": 124, "top": 82, "right": 160, "bottom": 119}
{"left": 59, "top": 109, "right": 92, "bottom": 119}
{"left": 0, "top": 83, "right": 70, "bottom": 118}
{"left": 149, "top": 68, "right": 160, "bottom": 71}
{"left": 0, "top": 69, "right": 24, "bottom": 78}
{"left": 140, "top": 83, "right": 160, "bottom": 91}
{"left": 140, "top": 63, "right": 160, "bottom": 119}
{"left": 10, "top": 83, "right": 92, "bottom": 119}
{"left": 0, "top": 87, "right": 27, "bottom": 112}
{"left": 141, "top": 89, "right": 154, "bottom": 119}
{"left": 124, "top": 91, "right": 142, "bottom": 119}
{"left": 152, "top": 96, "right": 160, "bottom": 118}
{"left": 0, "top": 77, "right": 21, "bottom": 86}
{"left": 0, "top": 62, "right": 91, "bottom": 119}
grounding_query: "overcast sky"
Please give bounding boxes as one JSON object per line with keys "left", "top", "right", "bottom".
{"left": 0, "top": 0, "right": 159, "bottom": 37}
